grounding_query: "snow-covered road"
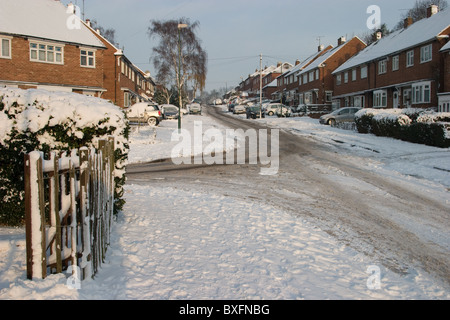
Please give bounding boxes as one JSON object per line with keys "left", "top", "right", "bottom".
{"left": 1, "top": 106, "right": 449, "bottom": 300}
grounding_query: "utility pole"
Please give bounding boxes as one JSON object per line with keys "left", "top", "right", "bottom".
{"left": 260, "top": 53, "right": 263, "bottom": 119}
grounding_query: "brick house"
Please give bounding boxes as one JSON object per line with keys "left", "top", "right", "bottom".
{"left": 438, "top": 41, "right": 450, "bottom": 112}
{"left": 297, "top": 36, "right": 366, "bottom": 109}
{"left": 274, "top": 45, "right": 333, "bottom": 106}
{"left": 84, "top": 20, "right": 156, "bottom": 108}
{"left": 0, "top": 0, "right": 107, "bottom": 96}
{"left": 261, "top": 62, "right": 293, "bottom": 100}
{"left": 332, "top": 6, "right": 450, "bottom": 110}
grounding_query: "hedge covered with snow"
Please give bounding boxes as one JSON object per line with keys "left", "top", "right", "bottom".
{"left": 0, "top": 88, "right": 129, "bottom": 226}
{"left": 355, "top": 108, "right": 450, "bottom": 148}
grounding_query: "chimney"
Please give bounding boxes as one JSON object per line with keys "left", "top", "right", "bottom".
{"left": 427, "top": 5, "right": 438, "bottom": 18}
{"left": 375, "top": 30, "right": 382, "bottom": 40}
{"left": 318, "top": 44, "right": 324, "bottom": 52}
{"left": 86, "top": 19, "right": 91, "bottom": 27}
{"left": 404, "top": 17, "right": 413, "bottom": 29}
{"left": 277, "top": 62, "right": 282, "bottom": 67}
{"left": 338, "top": 36, "right": 346, "bottom": 46}
{"left": 295, "top": 59, "right": 300, "bottom": 66}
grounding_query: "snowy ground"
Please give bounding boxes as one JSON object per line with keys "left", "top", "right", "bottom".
{"left": 0, "top": 109, "right": 449, "bottom": 300}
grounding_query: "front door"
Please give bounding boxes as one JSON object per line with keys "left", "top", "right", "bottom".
{"left": 393, "top": 91, "right": 399, "bottom": 109}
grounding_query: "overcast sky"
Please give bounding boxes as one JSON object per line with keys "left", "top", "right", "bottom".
{"left": 64, "top": 0, "right": 421, "bottom": 93}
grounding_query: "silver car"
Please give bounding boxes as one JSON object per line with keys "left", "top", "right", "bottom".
{"left": 320, "top": 107, "right": 361, "bottom": 126}
{"left": 126, "top": 103, "right": 162, "bottom": 126}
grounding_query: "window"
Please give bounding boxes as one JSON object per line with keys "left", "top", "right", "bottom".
{"left": 412, "top": 81, "right": 431, "bottom": 104}
{"left": 336, "top": 74, "right": 342, "bottom": 85}
{"left": 378, "top": 59, "right": 387, "bottom": 74}
{"left": 303, "top": 74, "right": 308, "bottom": 84}
{"left": 30, "top": 41, "right": 63, "bottom": 64}
{"left": 1, "top": 38, "right": 11, "bottom": 59}
{"left": 361, "top": 66, "right": 367, "bottom": 79}
{"left": 298, "top": 75, "right": 302, "bottom": 86}
{"left": 392, "top": 55, "right": 399, "bottom": 71}
{"left": 420, "top": 44, "right": 432, "bottom": 63}
{"left": 325, "top": 91, "right": 333, "bottom": 103}
{"left": 373, "top": 90, "right": 387, "bottom": 108}
{"left": 406, "top": 50, "right": 414, "bottom": 67}
{"left": 352, "top": 69, "right": 357, "bottom": 81}
{"left": 80, "top": 49, "right": 95, "bottom": 67}
{"left": 315, "top": 69, "right": 319, "bottom": 80}
{"left": 353, "top": 96, "right": 364, "bottom": 108}
{"left": 344, "top": 72, "right": 348, "bottom": 83}
{"left": 309, "top": 71, "right": 314, "bottom": 82}
{"left": 298, "top": 94, "right": 304, "bottom": 105}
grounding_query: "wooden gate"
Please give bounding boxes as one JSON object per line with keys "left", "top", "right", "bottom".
{"left": 24, "top": 138, "right": 115, "bottom": 281}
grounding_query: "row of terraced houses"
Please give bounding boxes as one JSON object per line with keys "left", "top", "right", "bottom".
{"left": 0, "top": 0, "right": 156, "bottom": 108}
{"left": 234, "top": 5, "right": 450, "bottom": 113}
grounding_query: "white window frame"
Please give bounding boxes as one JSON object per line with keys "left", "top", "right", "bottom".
{"left": 303, "top": 74, "right": 308, "bottom": 84}
{"left": 373, "top": 90, "right": 387, "bottom": 108}
{"left": 420, "top": 44, "right": 432, "bottom": 63}
{"left": 392, "top": 55, "right": 399, "bottom": 71}
{"left": 352, "top": 69, "right": 357, "bottom": 81}
{"left": 344, "top": 72, "right": 348, "bottom": 83}
{"left": 309, "top": 71, "right": 314, "bottom": 82}
{"left": 361, "top": 65, "right": 368, "bottom": 79}
{"left": 325, "top": 91, "right": 333, "bottom": 103}
{"left": 29, "top": 40, "right": 64, "bottom": 64}
{"left": 378, "top": 59, "right": 387, "bottom": 74}
{"left": 406, "top": 50, "right": 414, "bottom": 67}
{"left": 0, "top": 37, "right": 12, "bottom": 59}
{"left": 412, "top": 81, "right": 431, "bottom": 104}
{"left": 403, "top": 88, "right": 412, "bottom": 107}
{"left": 80, "top": 48, "right": 96, "bottom": 68}
{"left": 336, "top": 74, "right": 342, "bottom": 85}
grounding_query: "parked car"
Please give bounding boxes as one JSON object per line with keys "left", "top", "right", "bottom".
{"left": 160, "top": 104, "right": 180, "bottom": 119}
{"left": 233, "top": 104, "right": 247, "bottom": 114}
{"left": 126, "top": 103, "right": 162, "bottom": 126}
{"left": 188, "top": 103, "right": 202, "bottom": 115}
{"left": 246, "top": 105, "right": 265, "bottom": 119}
{"left": 265, "top": 103, "right": 285, "bottom": 116}
{"left": 275, "top": 105, "right": 292, "bottom": 117}
{"left": 319, "top": 107, "right": 362, "bottom": 126}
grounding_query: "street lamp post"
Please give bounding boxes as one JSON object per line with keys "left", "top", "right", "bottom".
{"left": 177, "top": 23, "right": 188, "bottom": 133}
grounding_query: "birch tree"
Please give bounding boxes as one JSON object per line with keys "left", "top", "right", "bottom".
{"left": 148, "top": 18, "right": 207, "bottom": 107}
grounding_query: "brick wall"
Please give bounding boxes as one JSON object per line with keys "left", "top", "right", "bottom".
{"left": 0, "top": 36, "right": 104, "bottom": 89}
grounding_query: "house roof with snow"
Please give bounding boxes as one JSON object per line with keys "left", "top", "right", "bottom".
{"left": 441, "top": 40, "right": 450, "bottom": 52}
{"left": 0, "top": 0, "right": 105, "bottom": 48}
{"left": 297, "top": 37, "right": 365, "bottom": 76}
{"left": 284, "top": 46, "right": 333, "bottom": 78}
{"left": 333, "top": 8, "right": 450, "bottom": 74}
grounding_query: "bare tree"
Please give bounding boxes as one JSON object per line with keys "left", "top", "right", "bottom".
{"left": 148, "top": 18, "right": 207, "bottom": 107}
{"left": 393, "top": 0, "right": 448, "bottom": 30}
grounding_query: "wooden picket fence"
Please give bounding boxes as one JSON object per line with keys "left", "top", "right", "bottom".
{"left": 24, "top": 138, "right": 115, "bottom": 281}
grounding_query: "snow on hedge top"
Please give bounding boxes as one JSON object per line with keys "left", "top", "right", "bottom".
{"left": 0, "top": 0, "right": 105, "bottom": 48}
{"left": 0, "top": 87, "right": 126, "bottom": 144}
{"left": 333, "top": 8, "right": 450, "bottom": 74}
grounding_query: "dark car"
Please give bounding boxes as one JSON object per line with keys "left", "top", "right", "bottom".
{"left": 246, "top": 105, "right": 265, "bottom": 119}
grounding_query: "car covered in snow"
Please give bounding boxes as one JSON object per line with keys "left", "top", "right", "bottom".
{"left": 233, "top": 104, "right": 247, "bottom": 114}
{"left": 160, "top": 104, "right": 180, "bottom": 119}
{"left": 188, "top": 103, "right": 202, "bottom": 115}
{"left": 265, "top": 103, "right": 286, "bottom": 116}
{"left": 126, "top": 103, "right": 162, "bottom": 126}
{"left": 319, "top": 107, "right": 361, "bottom": 126}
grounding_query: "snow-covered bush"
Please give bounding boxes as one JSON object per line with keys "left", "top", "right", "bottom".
{"left": 0, "top": 88, "right": 129, "bottom": 226}
{"left": 355, "top": 108, "right": 449, "bottom": 148}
